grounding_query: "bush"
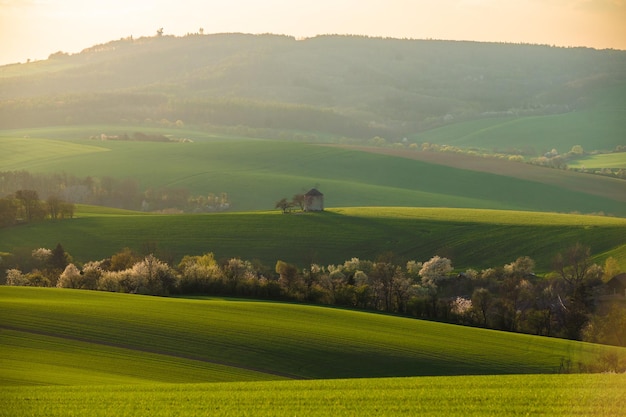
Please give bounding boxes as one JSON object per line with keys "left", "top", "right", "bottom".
{"left": 57, "top": 264, "right": 82, "bottom": 288}
{"left": 5, "top": 269, "right": 28, "bottom": 286}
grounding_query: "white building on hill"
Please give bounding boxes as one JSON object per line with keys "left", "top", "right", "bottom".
{"left": 304, "top": 188, "right": 324, "bottom": 212}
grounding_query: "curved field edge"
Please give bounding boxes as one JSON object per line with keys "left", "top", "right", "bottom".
{"left": 330, "top": 207, "right": 626, "bottom": 226}
{"left": 0, "top": 328, "right": 288, "bottom": 386}
{"left": 334, "top": 145, "right": 626, "bottom": 204}
{"left": 1, "top": 374, "right": 625, "bottom": 417}
{"left": 2, "top": 287, "right": 625, "bottom": 384}
{"left": 2, "top": 206, "right": 625, "bottom": 269}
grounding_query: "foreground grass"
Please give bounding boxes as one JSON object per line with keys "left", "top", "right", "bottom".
{"left": 2, "top": 287, "right": 624, "bottom": 385}
{"left": 2, "top": 206, "right": 625, "bottom": 269}
{"left": 3, "top": 288, "right": 626, "bottom": 416}
{"left": 2, "top": 374, "right": 625, "bottom": 417}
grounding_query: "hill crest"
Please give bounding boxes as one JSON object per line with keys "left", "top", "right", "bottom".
{"left": 1, "top": 33, "right": 625, "bottom": 145}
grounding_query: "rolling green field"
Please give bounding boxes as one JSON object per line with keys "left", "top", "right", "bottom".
{"left": 2, "top": 126, "right": 625, "bottom": 216}
{"left": 568, "top": 153, "right": 626, "bottom": 169}
{"left": 1, "top": 287, "right": 626, "bottom": 416}
{"left": 410, "top": 108, "right": 626, "bottom": 155}
{"left": 3, "top": 287, "right": 623, "bottom": 382}
{"left": 3, "top": 38, "right": 626, "bottom": 416}
{"left": 2, "top": 206, "right": 625, "bottom": 270}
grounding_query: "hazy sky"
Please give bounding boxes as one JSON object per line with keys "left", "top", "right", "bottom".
{"left": 1, "top": 0, "right": 625, "bottom": 65}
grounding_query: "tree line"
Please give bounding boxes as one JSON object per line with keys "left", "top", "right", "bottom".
{"left": 2, "top": 242, "right": 624, "bottom": 349}
{"left": 0, "top": 171, "right": 230, "bottom": 217}
{"left": 0, "top": 190, "right": 74, "bottom": 227}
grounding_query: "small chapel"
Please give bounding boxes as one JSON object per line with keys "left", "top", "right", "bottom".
{"left": 303, "top": 188, "right": 324, "bottom": 212}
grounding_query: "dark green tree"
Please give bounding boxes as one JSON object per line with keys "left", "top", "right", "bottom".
{"left": 472, "top": 287, "right": 493, "bottom": 327}
{"left": 46, "top": 195, "right": 62, "bottom": 220}
{"left": 292, "top": 194, "right": 305, "bottom": 211}
{"left": 0, "top": 197, "right": 18, "bottom": 227}
{"left": 553, "top": 243, "right": 593, "bottom": 289}
{"left": 275, "top": 198, "right": 291, "bottom": 214}
{"left": 49, "top": 243, "right": 70, "bottom": 272}
{"left": 15, "top": 189, "right": 39, "bottom": 221}
{"left": 276, "top": 260, "right": 301, "bottom": 295}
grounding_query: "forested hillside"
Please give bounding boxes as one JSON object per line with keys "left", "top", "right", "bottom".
{"left": 1, "top": 33, "right": 625, "bottom": 148}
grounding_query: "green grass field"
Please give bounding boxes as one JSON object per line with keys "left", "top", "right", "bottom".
{"left": 2, "top": 206, "right": 625, "bottom": 270}
{"left": 1, "top": 329, "right": 276, "bottom": 385}
{"left": 1, "top": 287, "right": 626, "bottom": 416}
{"left": 410, "top": 108, "right": 626, "bottom": 155}
{"left": 2, "top": 374, "right": 625, "bottom": 417}
{"left": 568, "top": 153, "right": 626, "bottom": 169}
{"left": 2, "top": 287, "right": 623, "bottom": 383}
{"left": 2, "top": 126, "right": 625, "bottom": 216}
{"left": 3, "top": 43, "right": 626, "bottom": 416}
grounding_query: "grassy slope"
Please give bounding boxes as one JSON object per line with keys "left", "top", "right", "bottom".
{"left": 2, "top": 206, "right": 625, "bottom": 269}
{"left": 410, "top": 107, "right": 626, "bottom": 155}
{"left": 1, "top": 329, "right": 276, "bottom": 385}
{"left": 338, "top": 145, "right": 626, "bottom": 204}
{"left": 410, "top": 80, "right": 626, "bottom": 155}
{"left": 569, "top": 153, "right": 626, "bottom": 169}
{"left": 2, "top": 287, "right": 626, "bottom": 416}
{"left": 1, "top": 128, "right": 625, "bottom": 216}
{"left": 2, "top": 287, "right": 624, "bottom": 384}
{"left": 2, "top": 374, "right": 625, "bottom": 417}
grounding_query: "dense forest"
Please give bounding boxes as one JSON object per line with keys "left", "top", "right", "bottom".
{"left": 2, "top": 33, "right": 625, "bottom": 143}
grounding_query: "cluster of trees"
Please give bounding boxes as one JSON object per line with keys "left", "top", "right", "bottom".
{"left": 398, "top": 140, "right": 534, "bottom": 160}
{"left": 90, "top": 131, "right": 182, "bottom": 142}
{"left": 527, "top": 146, "right": 587, "bottom": 170}
{"left": 0, "top": 93, "right": 373, "bottom": 138}
{"left": 2, "top": 242, "right": 624, "bottom": 347}
{"left": 0, "top": 190, "right": 74, "bottom": 227}
{"left": 0, "top": 171, "right": 230, "bottom": 214}
{"left": 528, "top": 146, "right": 626, "bottom": 179}
{"left": 275, "top": 194, "right": 306, "bottom": 214}
{"left": 3, "top": 244, "right": 71, "bottom": 287}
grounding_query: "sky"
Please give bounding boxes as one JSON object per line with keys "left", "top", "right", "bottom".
{"left": 1, "top": 0, "right": 625, "bottom": 65}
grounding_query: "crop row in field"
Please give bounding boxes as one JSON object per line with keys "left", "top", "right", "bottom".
{"left": 2, "top": 369, "right": 625, "bottom": 416}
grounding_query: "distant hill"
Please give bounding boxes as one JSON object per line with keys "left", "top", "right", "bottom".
{"left": 1, "top": 33, "right": 625, "bottom": 151}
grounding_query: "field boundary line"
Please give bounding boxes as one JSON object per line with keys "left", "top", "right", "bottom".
{"left": 329, "top": 144, "right": 626, "bottom": 203}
